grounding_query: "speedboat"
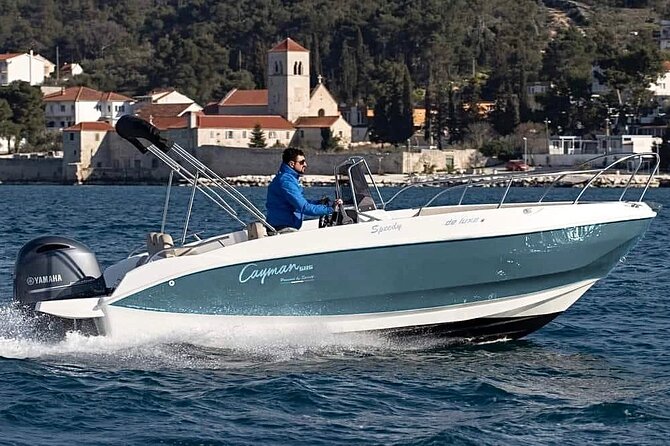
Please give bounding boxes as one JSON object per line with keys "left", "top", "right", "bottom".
{"left": 12, "top": 116, "right": 659, "bottom": 343}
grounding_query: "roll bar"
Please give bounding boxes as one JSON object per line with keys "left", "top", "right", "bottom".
{"left": 115, "top": 115, "right": 275, "bottom": 243}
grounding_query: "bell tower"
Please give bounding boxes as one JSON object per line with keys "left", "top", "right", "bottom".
{"left": 267, "top": 38, "right": 310, "bottom": 122}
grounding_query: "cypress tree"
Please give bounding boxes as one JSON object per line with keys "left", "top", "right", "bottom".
{"left": 248, "top": 123, "right": 267, "bottom": 148}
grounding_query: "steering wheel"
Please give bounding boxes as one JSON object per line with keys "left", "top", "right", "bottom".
{"left": 318, "top": 196, "right": 333, "bottom": 228}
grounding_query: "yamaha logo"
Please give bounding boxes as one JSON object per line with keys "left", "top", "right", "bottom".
{"left": 26, "top": 274, "right": 63, "bottom": 286}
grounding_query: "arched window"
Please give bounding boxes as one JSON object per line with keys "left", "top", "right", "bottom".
{"left": 318, "top": 108, "right": 325, "bottom": 117}
{"left": 274, "top": 61, "right": 279, "bottom": 74}
{"left": 293, "top": 61, "right": 298, "bottom": 75}
{"left": 298, "top": 61, "right": 303, "bottom": 75}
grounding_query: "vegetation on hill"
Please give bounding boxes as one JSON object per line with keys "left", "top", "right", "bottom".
{"left": 1, "top": 0, "right": 669, "bottom": 151}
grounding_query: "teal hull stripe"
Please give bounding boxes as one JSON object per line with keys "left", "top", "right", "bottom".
{"left": 113, "top": 219, "right": 651, "bottom": 316}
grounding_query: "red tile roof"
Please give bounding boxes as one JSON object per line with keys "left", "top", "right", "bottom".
{"left": 294, "top": 116, "right": 340, "bottom": 127}
{"left": 218, "top": 89, "right": 268, "bottom": 106}
{"left": 197, "top": 115, "right": 294, "bottom": 130}
{"left": 43, "top": 86, "right": 132, "bottom": 102}
{"left": 0, "top": 53, "right": 22, "bottom": 61}
{"left": 150, "top": 116, "right": 188, "bottom": 130}
{"left": 269, "top": 38, "right": 309, "bottom": 53}
{"left": 63, "top": 121, "right": 115, "bottom": 132}
{"left": 134, "top": 103, "right": 192, "bottom": 118}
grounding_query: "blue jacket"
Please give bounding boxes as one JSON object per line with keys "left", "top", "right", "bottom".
{"left": 266, "top": 163, "right": 333, "bottom": 229}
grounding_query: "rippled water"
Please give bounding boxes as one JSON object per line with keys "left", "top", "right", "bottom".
{"left": 0, "top": 185, "right": 668, "bottom": 445}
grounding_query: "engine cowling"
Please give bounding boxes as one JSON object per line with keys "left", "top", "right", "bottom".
{"left": 13, "top": 236, "right": 107, "bottom": 307}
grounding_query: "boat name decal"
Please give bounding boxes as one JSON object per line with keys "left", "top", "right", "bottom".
{"left": 239, "top": 262, "right": 314, "bottom": 285}
{"left": 371, "top": 222, "right": 402, "bottom": 235}
{"left": 26, "top": 274, "right": 63, "bottom": 286}
{"left": 445, "top": 216, "right": 485, "bottom": 226}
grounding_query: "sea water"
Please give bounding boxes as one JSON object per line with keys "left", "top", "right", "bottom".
{"left": 0, "top": 185, "right": 668, "bottom": 445}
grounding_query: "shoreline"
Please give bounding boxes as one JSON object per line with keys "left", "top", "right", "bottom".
{"left": 1, "top": 173, "right": 669, "bottom": 187}
{"left": 223, "top": 172, "right": 670, "bottom": 188}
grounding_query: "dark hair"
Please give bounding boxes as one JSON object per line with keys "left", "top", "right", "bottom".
{"left": 282, "top": 147, "right": 305, "bottom": 164}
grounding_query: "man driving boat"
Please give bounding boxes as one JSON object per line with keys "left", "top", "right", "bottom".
{"left": 266, "top": 148, "right": 342, "bottom": 231}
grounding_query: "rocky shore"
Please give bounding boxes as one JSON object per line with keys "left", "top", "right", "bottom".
{"left": 223, "top": 172, "right": 670, "bottom": 188}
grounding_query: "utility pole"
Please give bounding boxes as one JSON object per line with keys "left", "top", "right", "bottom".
{"left": 544, "top": 118, "right": 551, "bottom": 153}
{"left": 523, "top": 137, "right": 528, "bottom": 165}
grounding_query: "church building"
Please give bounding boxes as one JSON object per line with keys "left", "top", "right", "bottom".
{"left": 215, "top": 38, "right": 352, "bottom": 148}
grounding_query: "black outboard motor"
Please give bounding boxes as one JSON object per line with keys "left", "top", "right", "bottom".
{"left": 13, "top": 236, "right": 107, "bottom": 308}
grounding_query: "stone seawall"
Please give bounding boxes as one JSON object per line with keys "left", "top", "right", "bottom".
{"left": 0, "top": 158, "right": 63, "bottom": 183}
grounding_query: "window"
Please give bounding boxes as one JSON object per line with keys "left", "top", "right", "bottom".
{"left": 50, "top": 105, "right": 54, "bottom": 112}
{"left": 60, "top": 121, "right": 65, "bottom": 127}
{"left": 286, "top": 131, "right": 290, "bottom": 139}
{"left": 210, "top": 131, "right": 215, "bottom": 138}
{"left": 73, "top": 149, "right": 77, "bottom": 156}
{"left": 119, "top": 105, "right": 125, "bottom": 112}
{"left": 225, "top": 131, "right": 233, "bottom": 139}
{"left": 71, "top": 104, "right": 75, "bottom": 111}
{"left": 48, "top": 121, "right": 55, "bottom": 127}
{"left": 95, "top": 133, "right": 100, "bottom": 142}
{"left": 269, "top": 131, "right": 276, "bottom": 138}
{"left": 242, "top": 131, "right": 247, "bottom": 138}
{"left": 60, "top": 105, "right": 65, "bottom": 112}
{"left": 95, "top": 105, "right": 101, "bottom": 111}
{"left": 300, "top": 130, "right": 304, "bottom": 138}
{"left": 107, "top": 105, "right": 111, "bottom": 112}
{"left": 338, "top": 131, "right": 342, "bottom": 137}
{"left": 96, "top": 162, "right": 102, "bottom": 168}
{"left": 69, "top": 133, "right": 74, "bottom": 141}
{"left": 318, "top": 108, "right": 325, "bottom": 117}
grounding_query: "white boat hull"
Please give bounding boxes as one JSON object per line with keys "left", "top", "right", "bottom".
{"left": 95, "top": 278, "right": 596, "bottom": 342}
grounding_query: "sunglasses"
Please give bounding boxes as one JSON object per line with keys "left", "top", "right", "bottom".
{"left": 294, "top": 160, "right": 307, "bottom": 165}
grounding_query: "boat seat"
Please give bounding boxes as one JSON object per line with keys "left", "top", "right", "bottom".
{"left": 147, "top": 232, "right": 175, "bottom": 258}
{"left": 246, "top": 222, "right": 268, "bottom": 240}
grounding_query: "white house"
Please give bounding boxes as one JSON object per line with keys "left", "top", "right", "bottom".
{"left": 134, "top": 102, "right": 203, "bottom": 125}
{"left": 0, "top": 51, "right": 49, "bottom": 86}
{"left": 59, "top": 62, "right": 84, "bottom": 81}
{"left": 192, "top": 114, "right": 295, "bottom": 148}
{"left": 44, "top": 86, "right": 134, "bottom": 130}
{"left": 134, "top": 88, "right": 197, "bottom": 105}
{"left": 548, "top": 134, "right": 660, "bottom": 155}
{"left": 540, "top": 134, "right": 661, "bottom": 167}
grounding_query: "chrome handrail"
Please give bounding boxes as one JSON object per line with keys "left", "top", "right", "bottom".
{"left": 385, "top": 152, "right": 659, "bottom": 211}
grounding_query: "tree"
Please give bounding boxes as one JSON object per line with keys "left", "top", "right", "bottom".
{"left": 248, "top": 123, "right": 267, "bottom": 148}
{"left": 370, "top": 61, "right": 414, "bottom": 145}
{"left": 0, "top": 82, "right": 44, "bottom": 146}
{"left": 0, "top": 99, "right": 18, "bottom": 152}
{"left": 320, "top": 128, "right": 341, "bottom": 151}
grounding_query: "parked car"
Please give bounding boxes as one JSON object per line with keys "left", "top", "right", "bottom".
{"left": 506, "top": 160, "right": 530, "bottom": 171}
